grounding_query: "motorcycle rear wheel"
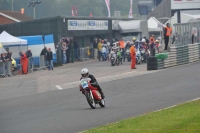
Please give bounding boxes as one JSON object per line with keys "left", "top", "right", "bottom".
{"left": 99, "top": 98, "right": 105, "bottom": 107}
{"left": 85, "top": 91, "right": 96, "bottom": 109}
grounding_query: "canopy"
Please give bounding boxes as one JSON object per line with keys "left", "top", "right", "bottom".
{"left": 0, "top": 31, "right": 27, "bottom": 46}
{"left": 148, "top": 17, "right": 166, "bottom": 32}
{"left": 118, "top": 20, "right": 142, "bottom": 33}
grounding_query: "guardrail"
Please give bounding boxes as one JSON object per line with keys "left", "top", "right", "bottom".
{"left": 157, "top": 43, "right": 200, "bottom": 69}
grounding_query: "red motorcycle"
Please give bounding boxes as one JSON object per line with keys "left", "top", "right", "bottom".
{"left": 79, "top": 78, "right": 105, "bottom": 109}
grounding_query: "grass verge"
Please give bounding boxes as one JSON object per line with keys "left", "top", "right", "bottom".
{"left": 83, "top": 99, "right": 200, "bottom": 133}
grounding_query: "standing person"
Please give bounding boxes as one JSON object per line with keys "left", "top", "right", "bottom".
{"left": 74, "top": 40, "right": 79, "bottom": 61}
{"left": 130, "top": 44, "right": 136, "bottom": 69}
{"left": 93, "top": 38, "right": 98, "bottom": 49}
{"left": 143, "top": 36, "right": 149, "bottom": 48}
{"left": 119, "top": 38, "right": 125, "bottom": 61}
{"left": 192, "top": 34, "right": 195, "bottom": 44}
{"left": 47, "top": 48, "right": 53, "bottom": 71}
{"left": 61, "top": 41, "right": 67, "bottom": 64}
{"left": 26, "top": 48, "right": 33, "bottom": 70}
{"left": 19, "top": 52, "right": 28, "bottom": 74}
{"left": 97, "top": 39, "right": 103, "bottom": 61}
{"left": 26, "top": 48, "right": 32, "bottom": 58}
{"left": 149, "top": 34, "right": 155, "bottom": 54}
{"left": 40, "top": 47, "right": 47, "bottom": 66}
{"left": 67, "top": 38, "right": 72, "bottom": 63}
{"left": 93, "top": 38, "right": 98, "bottom": 59}
{"left": 164, "top": 23, "right": 172, "bottom": 50}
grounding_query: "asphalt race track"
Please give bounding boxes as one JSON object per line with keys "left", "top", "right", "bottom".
{"left": 0, "top": 61, "right": 200, "bottom": 133}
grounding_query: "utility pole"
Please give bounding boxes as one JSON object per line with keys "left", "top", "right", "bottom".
{"left": 33, "top": 6, "right": 36, "bottom": 19}
{"left": 12, "top": 0, "right": 13, "bottom": 11}
{"left": 28, "top": 1, "right": 42, "bottom": 19}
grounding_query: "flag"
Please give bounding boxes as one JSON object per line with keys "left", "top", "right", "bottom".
{"left": 128, "top": 0, "right": 133, "bottom": 18}
{"left": 72, "top": 9, "right": 74, "bottom": 16}
{"left": 105, "top": 0, "right": 110, "bottom": 17}
{"left": 72, "top": 6, "right": 78, "bottom": 16}
{"left": 21, "top": 8, "right": 25, "bottom": 14}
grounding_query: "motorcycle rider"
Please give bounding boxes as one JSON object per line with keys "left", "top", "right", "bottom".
{"left": 135, "top": 40, "right": 143, "bottom": 50}
{"left": 124, "top": 41, "right": 131, "bottom": 62}
{"left": 117, "top": 47, "right": 123, "bottom": 65}
{"left": 132, "top": 37, "right": 136, "bottom": 45}
{"left": 80, "top": 68, "right": 105, "bottom": 99}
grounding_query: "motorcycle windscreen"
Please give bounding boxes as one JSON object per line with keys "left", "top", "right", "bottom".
{"left": 92, "top": 90, "right": 102, "bottom": 101}
{"left": 81, "top": 81, "right": 88, "bottom": 89}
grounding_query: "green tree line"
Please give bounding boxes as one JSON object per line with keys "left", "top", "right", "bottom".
{"left": 0, "top": 0, "right": 139, "bottom": 19}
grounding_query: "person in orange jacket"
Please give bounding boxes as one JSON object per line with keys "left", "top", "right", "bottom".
{"left": 130, "top": 44, "right": 136, "bottom": 69}
{"left": 19, "top": 52, "right": 28, "bottom": 74}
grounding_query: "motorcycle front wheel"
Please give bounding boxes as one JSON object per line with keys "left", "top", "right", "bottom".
{"left": 99, "top": 98, "right": 105, "bottom": 107}
{"left": 85, "top": 90, "right": 96, "bottom": 109}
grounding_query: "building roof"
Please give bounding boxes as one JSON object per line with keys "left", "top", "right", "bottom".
{"left": 0, "top": 10, "right": 33, "bottom": 22}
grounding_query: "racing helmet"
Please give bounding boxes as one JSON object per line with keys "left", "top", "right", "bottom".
{"left": 132, "top": 37, "right": 136, "bottom": 41}
{"left": 142, "top": 39, "right": 146, "bottom": 43}
{"left": 81, "top": 68, "right": 89, "bottom": 77}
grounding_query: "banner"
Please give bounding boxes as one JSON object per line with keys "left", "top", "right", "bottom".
{"left": 171, "top": 0, "right": 200, "bottom": 9}
{"left": 128, "top": 0, "right": 133, "bottom": 18}
{"left": 68, "top": 20, "right": 108, "bottom": 30}
{"left": 105, "top": 0, "right": 110, "bottom": 17}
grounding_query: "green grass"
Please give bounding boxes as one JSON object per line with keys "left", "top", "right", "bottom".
{"left": 83, "top": 99, "right": 200, "bottom": 133}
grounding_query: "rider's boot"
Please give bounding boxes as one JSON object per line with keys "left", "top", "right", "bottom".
{"left": 97, "top": 86, "right": 105, "bottom": 99}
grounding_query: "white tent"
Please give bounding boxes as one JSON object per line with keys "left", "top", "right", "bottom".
{"left": 0, "top": 43, "right": 7, "bottom": 54}
{"left": 0, "top": 31, "right": 27, "bottom": 46}
{"left": 148, "top": 17, "right": 166, "bottom": 32}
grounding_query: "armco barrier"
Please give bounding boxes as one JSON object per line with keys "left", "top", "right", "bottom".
{"left": 157, "top": 43, "right": 200, "bottom": 69}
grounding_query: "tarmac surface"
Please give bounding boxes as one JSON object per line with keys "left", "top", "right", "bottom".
{"left": 0, "top": 60, "right": 200, "bottom": 133}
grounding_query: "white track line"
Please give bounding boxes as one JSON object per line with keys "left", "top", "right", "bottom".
{"left": 56, "top": 85, "right": 63, "bottom": 90}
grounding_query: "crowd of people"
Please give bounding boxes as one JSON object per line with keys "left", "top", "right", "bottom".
{"left": 61, "top": 37, "right": 80, "bottom": 64}
{"left": 0, "top": 46, "right": 54, "bottom": 78}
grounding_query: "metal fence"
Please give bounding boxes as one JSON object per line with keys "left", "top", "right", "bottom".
{"left": 174, "top": 21, "right": 200, "bottom": 46}
{"left": 79, "top": 47, "right": 90, "bottom": 61}
{"left": 0, "top": 61, "right": 12, "bottom": 77}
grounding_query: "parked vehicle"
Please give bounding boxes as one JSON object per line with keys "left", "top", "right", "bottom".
{"left": 124, "top": 49, "right": 131, "bottom": 62}
{"left": 110, "top": 51, "right": 116, "bottom": 66}
{"left": 136, "top": 48, "right": 142, "bottom": 64}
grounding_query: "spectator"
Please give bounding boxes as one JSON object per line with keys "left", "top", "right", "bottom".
{"left": 172, "top": 35, "right": 175, "bottom": 44}
{"left": 93, "top": 38, "right": 98, "bottom": 49}
{"left": 6, "top": 52, "right": 12, "bottom": 61}
{"left": 149, "top": 34, "right": 155, "bottom": 54}
{"left": 97, "top": 39, "right": 102, "bottom": 61}
{"left": 119, "top": 38, "right": 125, "bottom": 58}
{"left": 164, "top": 23, "right": 172, "bottom": 50}
{"left": 26, "top": 48, "right": 33, "bottom": 71}
{"left": 1, "top": 53, "right": 6, "bottom": 62}
{"left": 143, "top": 35, "right": 149, "bottom": 45}
{"left": 93, "top": 38, "right": 98, "bottom": 59}
{"left": 67, "top": 38, "right": 72, "bottom": 63}
{"left": 40, "top": 46, "right": 47, "bottom": 66}
{"left": 19, "top": 52, "right": 28, "bottom": 74}
{"left": 62, "top": 41, "right": 68, "bottom": 64}
{"left": 47, "top": 48, "right": 53, "bottom": 71}
{"left": 192, "top": 34, "right": 194, "bottom": 44}
{"left": 26, "top": 48, "right": 32, "bottom": 58}
{"left": 40, "top": 46, "right": 47, "bottom": 56}
{"left": 74, "top": 40, "right": 79, "bottom": 61}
